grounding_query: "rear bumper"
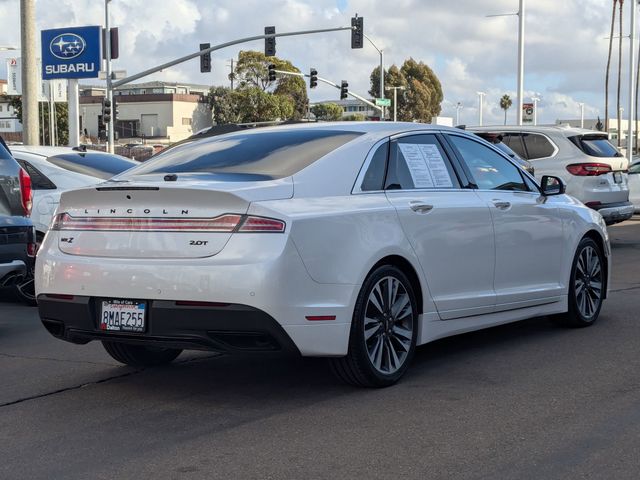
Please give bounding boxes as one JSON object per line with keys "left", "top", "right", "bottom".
{"left": 591, "top": 201, "right": 635, "bottom": 225}
{"left": 38, "top": 295, "right": 302, "bottom": 355}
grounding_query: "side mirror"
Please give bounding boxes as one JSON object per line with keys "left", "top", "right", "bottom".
{"left": 541, "top": 175, "right": 566, "bottom": 196}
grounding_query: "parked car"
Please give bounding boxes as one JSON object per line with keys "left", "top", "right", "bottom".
{"left": 472, "top": 131, "right": 534, "bottom": 175}
{"left": 36, "top": 123, "right": 610, "bottom": 387}
{"left": 628, "top": 158, "right": 640, "bottom": 213}
{"left": 9, "top": 146, "right": 138, "bottom": 304}
{"left": 0, "top": 137, "right": 35, "bottom": 297}
{"left": 470, "top": 126, "right": 633, "bottom": 225}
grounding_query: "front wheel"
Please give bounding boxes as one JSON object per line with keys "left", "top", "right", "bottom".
{"left": 330, "top": 265, "right": 418, "bottom": 387}
{"left": 552, "top": 237, "right": 605, "bottom": 328}
{"left": 102, "top": 341, "right": 182, "bottom": 367}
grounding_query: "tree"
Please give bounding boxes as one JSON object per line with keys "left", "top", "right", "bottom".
{"left": 605, "top": 0, "right": 618, "bottom": 132}
{"left": 310, "top": 103, "right": 344, "bottom": 121}
{"left": 206, "top": 86, "right": 240, "bottom": 125}
{"left": 500, "top": 94, "right": 513, "bottom": 125}
{"left": 233, "top": 50, "right": 308, "bottom": 119}
{"left": 1, "top": 95, "right": 68, "bottom": 145}
{"left": 369, "top": 59, "right": 442, "bottom": 122}
{"left": 344, "top": 113, "right": 366, "bottom": 121}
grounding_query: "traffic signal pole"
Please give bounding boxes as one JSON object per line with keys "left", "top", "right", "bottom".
{"left": 105, "top": 0, "right": 114, "bottom": 153}
{"left": 111, "top": 26, "right": 354, "bottom": 89}
{"left": 273, "top": 69, "right": 383, "bottom": 113}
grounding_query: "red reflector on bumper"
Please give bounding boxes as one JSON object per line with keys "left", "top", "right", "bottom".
{"left": 45, "top": 294, "right": 75, "bottom": 300}
{"left": 305, "top": 315, "right": 337, "bottom": 321}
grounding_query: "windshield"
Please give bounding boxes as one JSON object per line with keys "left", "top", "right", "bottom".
{"left": 123, "top": 129, "right": 362, "bottom": 179}
{"left": 47, "top": 153, "right": 138, "bottom": 180}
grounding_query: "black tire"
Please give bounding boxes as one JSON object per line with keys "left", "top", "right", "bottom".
{"left": 552, "top": 237, "right": 604, "bottom": 328}
{"left": 102, "top": 341, "right": 182, "bottom": 367}
{"left": 330, "top": 265, "right": 418, "bottom": 387}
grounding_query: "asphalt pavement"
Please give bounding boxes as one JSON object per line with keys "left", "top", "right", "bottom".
{"left": 2, "top": 219, "right": 640, "bottom": 479}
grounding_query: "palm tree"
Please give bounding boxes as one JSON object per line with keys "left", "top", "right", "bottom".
{"left": 605, "top": 0, "right": 618, "bottom": 132}
{"left": 500, "top": 94, "right": 513, "bottom": 125}
{"left": 617, "top": 0, "right": 625, "bottom": 146}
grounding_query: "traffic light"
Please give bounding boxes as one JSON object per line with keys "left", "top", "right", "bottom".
{"left": 102, "top": 97, "right": 112, "bottom": 123}
{"left": 268, "top": 64, "right": 277, "bottom": 82}
{"left": 265, "top": 26, "right": 276, "bottom": 56}
{"left": 309, "top": 68, "right": 318, "bottom": 89}
{"left": 351, "top": 16, "right": 364, "bottom": 49}
{"left": 340, "top": 81, "right": 348, "bottom": 100}
{"left": 112, "top": 96, "right": 119, "bottom": 122}
{"left": 200, "top": 43, "right": 211, "bottom": 73}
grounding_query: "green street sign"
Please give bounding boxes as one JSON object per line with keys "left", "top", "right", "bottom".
{"left": 375, "top": 98, "right": 391, "bottom": 107}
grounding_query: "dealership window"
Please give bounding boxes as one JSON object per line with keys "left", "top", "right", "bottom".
{"left": 182, "top": 117, "right": 192, "bottom": 126}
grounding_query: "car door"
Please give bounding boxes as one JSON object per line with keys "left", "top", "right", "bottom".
{"left": 383, "top": 132, "right": 496, "bottom": 320}
{"left": 445, "top": 133, "right": 565, "bottom": 309}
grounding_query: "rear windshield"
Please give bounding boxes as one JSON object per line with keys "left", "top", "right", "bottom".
{"left": 47, "top": 153, "right": 138, "bottom": 179}
{"left": 124, "top": 129, "right": 363, "bottom": 179}
{"left": 0, "top": 136, "right": 12, "bottom": 160}
{"left": 570, "top": 135, "right": 622, "bottom": 158}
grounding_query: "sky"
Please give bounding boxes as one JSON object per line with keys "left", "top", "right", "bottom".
{"left": 0, "top": 0, "right": 633, "bottom": 126}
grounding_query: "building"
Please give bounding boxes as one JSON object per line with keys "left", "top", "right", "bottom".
{"left": 311, "top": 99, "right": 379, "bottom": 120}
{"left": 80, "top": 81, "right": 212, "bottom": 143}
{"left": 0, "top": 79, "right": 23, "bottom": 139}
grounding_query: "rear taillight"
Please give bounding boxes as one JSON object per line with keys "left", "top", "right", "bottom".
{"left": 27, "top": 243, "right": 36, "bottom": 257}
{"left": 51, "top": 213, "right": 286, "bottom": 233}
{"left": 566, "top": 163, "right": 612, "bottom": 176}
{"left": 18, "top": 168, "right": 33, "bottom": 216}
{"left": 238, "top": 216, "right": 286, "bottom": 233}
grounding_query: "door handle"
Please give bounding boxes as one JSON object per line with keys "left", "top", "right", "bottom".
{"left": 409, "top": 201, "right": 434, "bottom": 214}
{"left": 492, "top": 200, "right": 511, "bottom": 210}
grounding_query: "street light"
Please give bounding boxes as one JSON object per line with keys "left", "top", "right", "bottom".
{"left": 455, "top": 102, "right": 463, "bottom": 125}
{"left": 531, "top": 96, "right": 540, "bottom": 126}
{"left": 476, "top": 92, "right": 486, "bottom": 126}
{"left": 488, "top": 0, "right": 526, "bottom": 125}
{"left": 363, "top": 33, "right": 384, "bottom": 121}
{"left": 578, "top": 102, "right": 585, "bottom": 129}
{"left": 385, "top": 86, "right": 405, "bottom": 122}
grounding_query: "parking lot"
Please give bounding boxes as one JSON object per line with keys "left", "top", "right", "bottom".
{"left": 1, "top": 219, "right": 639, "bottom": 479}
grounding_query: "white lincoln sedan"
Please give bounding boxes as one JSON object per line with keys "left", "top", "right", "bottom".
{"left": 36, "top": 123, "right": 610, "bottom": 387}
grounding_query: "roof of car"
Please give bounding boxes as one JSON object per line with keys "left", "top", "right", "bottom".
{"left": 469, "top": 125, "right": 609, "bottom": 138}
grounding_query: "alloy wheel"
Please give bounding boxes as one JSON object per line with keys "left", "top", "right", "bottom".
{"left": 363, "top": 276, "right": 414, "bottom": 375}
{"left": 574, "top": 245, "right": 603, "bottom": 319}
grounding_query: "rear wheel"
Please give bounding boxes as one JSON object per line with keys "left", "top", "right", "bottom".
{"left": 102, "top": 341, "right": 182, "bottom": 367}
{"left": 552, "top": 237, "right": 604, "bottom": 328}
{"left": 330, "top": 265, "right": 418, "bottom": 387}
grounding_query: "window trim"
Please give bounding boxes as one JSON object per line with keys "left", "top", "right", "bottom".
{"left": 443, "top": 132, "right": 542, "bottom": 195}
{"left": 351, "top": 137, "right": 390, "bottom": 194}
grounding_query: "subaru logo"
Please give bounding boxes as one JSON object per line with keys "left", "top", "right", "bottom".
{"left": 49, "top": 33, "right": 86, "bottom": 60}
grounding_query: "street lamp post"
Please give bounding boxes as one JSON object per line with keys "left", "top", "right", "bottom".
{"left": 531, "top": 96, "right": 540, "bottom": 125}
{"left": 455, "top": 102, "right": 463, "bottom": 125}
{"left": 385, "top": 86, "right": 405, "bottom": 122}
{"left": 476, "top": 91, "right": 486, "bottom": 126}
{"left": 627, "top": 0, "right": 637, "bottom": 160}
{"left": 105, "top": 0, "right": 114, "bottom": 153}
{"left": 20, "top": 0, "right": 39, "bottom": 145}
{"left": 578, "top": 102, "right": 585, "bottom": 129}
{"left": 487, "top": 0, "right": 526, "bottom": 125}
{"left": 363, "top": 33, "right": 384, "bottom": 121}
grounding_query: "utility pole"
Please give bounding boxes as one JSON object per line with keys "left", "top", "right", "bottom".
{"left": 228, "top": 58, "right": 235, "bottom": 90}
{"left": 20, "top": 0, "right": 39, "bottom": 145}
{"left": 517, "top": 0, "right": 525, "bottom": 125}
{"left": 628, "top": 0, "right": 637, "bottom": 160}
{"left": 386, "top": 86, "right": 405, "bottom": 122}
{"left": 105, "top": 0, "right": 114, "bottom": 153}
{"left": 455, "top": 102, "right": 462, "bottom": 125}
{"left": 477, "top": 91, "right": 486, "bottom": 126}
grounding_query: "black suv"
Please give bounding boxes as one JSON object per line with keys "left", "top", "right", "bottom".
{"left": 0, "top": 137, "right": 35, "bottom": 300}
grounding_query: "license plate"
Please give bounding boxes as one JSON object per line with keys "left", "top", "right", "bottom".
{"left": 614, "top": 171, "right": 623, "bottom": 183}
{"left": 100, "top": 299, "right": 146, "bottom": 332}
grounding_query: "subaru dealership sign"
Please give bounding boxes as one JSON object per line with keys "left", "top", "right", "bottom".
{"left": 41, "top": 26, "right": 101, "bottom": 79}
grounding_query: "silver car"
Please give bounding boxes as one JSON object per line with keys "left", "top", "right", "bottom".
{"left": 470, "top": 126, "right": 633, "bottom": 225}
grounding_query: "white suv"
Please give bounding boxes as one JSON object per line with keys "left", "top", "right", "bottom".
{"left": 470, "top": 126, "right": 633, "bottom": 225}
